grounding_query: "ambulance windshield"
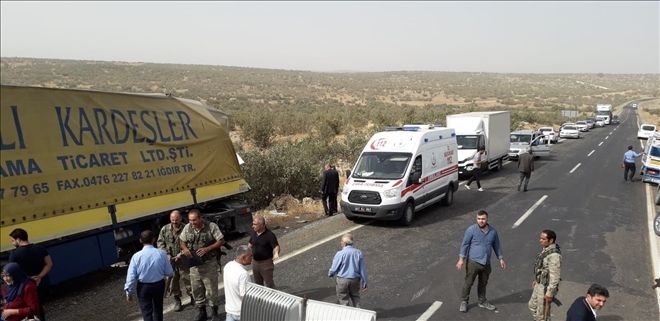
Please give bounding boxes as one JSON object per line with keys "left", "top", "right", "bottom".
{"left": 353, "top": 152, "right": 412, "bottom": 179}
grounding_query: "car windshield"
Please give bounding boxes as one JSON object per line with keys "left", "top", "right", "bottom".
{"left": 642, "top": 125, "right": 656, "bottom": 131}
{"left": 563, "top": 126, "right": 577, "bottom": 130}
{"left": 352, "top": 152, "right": 411, "bottom": 180}
{"left": 576, "top": 121, "right": 586, "bottom": 125}
{"left": 539, "top": 128, "right": 552, "bottom": 133}
{"left": 650, "top": 146, "right": 660, "bottom": 157}
{"left": 456, "top": 135, "right": 479, "bottom": 150}
{"left": 510, "top": 134, "right": 531, "bottom": 143}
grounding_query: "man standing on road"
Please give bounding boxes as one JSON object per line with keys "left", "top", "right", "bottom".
{"left": 156, "top": 210, "right": 192, "bottom": 312}
{"left": 465, "top": 147, "right": 486, "bottom": 191}
{"left": 518, "top": 148, "right": 535, "bottom": 192}
{"left": 623, "top": 145, "right": 643, "bottom": 181}
{"left": 179, "top": 209, "right": 225, "bottom": 321}
{"left": 566, "top": 284, "right": 609, "bottom": 321}
{"left": 528, "top": 229, "right": 562, "bottom": 321}
{"left": 223, "top": 245, "right": 253, "bottom": 321}
{"left": 9, "top": 228, "right": 53, "bottom": 321}
{"left": 328, "top": 233, "right": 368, "bottom": 308}
{"left": 456, "top": 210, "right": 506, "bottom": 312}
{"left": 124, "top": 230, "right": 174, "bottom": 321}
{"left": 248, "top": 214, "right": 280, "bottom": 288}
{"left": 321, "top": 163, "right": 340, "bottom": 215}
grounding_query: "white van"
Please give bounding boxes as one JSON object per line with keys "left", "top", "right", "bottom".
{"left": 340, "top": 125, "right": 459, "bottom": 225}
{"left": 508, "top": 130, "right": 551, "bottom": 160}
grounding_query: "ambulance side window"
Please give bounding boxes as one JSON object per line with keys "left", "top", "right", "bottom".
{"left": 407, "top": 155, "right": 422, "bottom": 187}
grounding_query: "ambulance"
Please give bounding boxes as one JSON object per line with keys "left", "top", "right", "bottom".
{"left": 641, "top": 132, "right": 660, "bottom": 184}
{"left": 340, "top": 125, "right": 459, "bottom": 225}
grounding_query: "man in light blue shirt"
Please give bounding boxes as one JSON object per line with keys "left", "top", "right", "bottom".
{"left": 456, "top": 210, "right": 506, "bottom": 313}
{"left": 328, "top": 233, "right": 368, "bottom": 308}
{"left": 124, "top": 230, "right": 174, "bottom": 321}
{"left": 623, "top": 145, "right": 643, "bottom": 181}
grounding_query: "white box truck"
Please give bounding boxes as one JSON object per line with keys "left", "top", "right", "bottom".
{"left": 340, "top": 124, "right": 459, "bottom": 225}
{"left": 446, "top": 111, "right": 510, "bottom": 177}
{"left": 596, "top": 104, "right": 613, "bottom": 125}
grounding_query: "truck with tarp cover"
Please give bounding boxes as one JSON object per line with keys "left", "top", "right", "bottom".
{"left": 0, "top": 85, "right": 252, "bottom": 284}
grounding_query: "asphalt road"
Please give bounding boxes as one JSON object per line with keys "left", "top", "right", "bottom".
{"left": 45, "top": 106, "right": 658, "bottom": 321}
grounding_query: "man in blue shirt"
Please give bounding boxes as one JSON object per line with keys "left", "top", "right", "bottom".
{"left": 124, "top": 230, "right": 174, "bottom": 321}
{"left": 328, "top": 233, "right": 368, "bottom": 308}
{"left": 456, "top": 210, "right": 506, "bottom": 313}
{"left": 623, "top": 145, "right": 643, "bottom": 181}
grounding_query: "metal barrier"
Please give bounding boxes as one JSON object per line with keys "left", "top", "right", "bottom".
{"left": 306, "top": 299, "right": 377, "bottom": 321}
{"left": 241, "top": 283, "right": 377, "bottom": 321}
{"left": 241, "top": 283, "right": 303, "bottom": 321}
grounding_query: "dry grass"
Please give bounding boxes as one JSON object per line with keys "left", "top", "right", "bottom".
{"left": 257, "top": 195, "right": 327, "bottom": 228}
{"left": 639, "top": 99, "right": 660, "bottom": 125}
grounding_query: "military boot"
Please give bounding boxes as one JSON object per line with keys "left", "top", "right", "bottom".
{"left": 211, "top": 306, "right": 219, "bottom": 321}
{"left": 173, "top": 295, "right": 183, "bottom": 312}
{"left": 194, "top": 305, "right": 208, "bottom": 321}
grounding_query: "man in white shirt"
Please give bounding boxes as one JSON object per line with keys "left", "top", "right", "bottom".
{"left": 223, "top": 245, "right": 253, "bottom": 321}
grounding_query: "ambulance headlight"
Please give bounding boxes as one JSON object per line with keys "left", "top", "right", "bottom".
{"left": 383, "top": 188, "right": 398, "bottom": 198}
{"left": 465, "top": 165, "right": 474, "bottom": 171}
{"left": 342, "top": 188, "right": 349, "bottom": 195}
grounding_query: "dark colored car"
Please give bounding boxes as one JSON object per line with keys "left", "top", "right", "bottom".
{"left": 612, "top": 115, "right": 620, "bottom": 124}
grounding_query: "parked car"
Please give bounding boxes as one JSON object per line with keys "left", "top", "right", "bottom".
{"left": 585, "top": 119, "right": 595, "bottom": 129}
{"left": 611, "top": 115, "right": 620, "bottom": 124}
{"left": 575, "top": 121, "right": 589, "bottom": 132}
{"left": 560, "top": 125, "right": 580, "bottom": 139}
{"left": 560, "top": 122, "right": 576, "bottom": 131}
{"left": 638, "top": 123, "right": 657, "bottom": 140}
{"left": 538, "top": 127, "right": 559, "bottom": 143}
{"left": 508, "top": 130, "right": 551, "bottom": 160}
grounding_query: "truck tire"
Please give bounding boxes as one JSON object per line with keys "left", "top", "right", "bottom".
{"left": 442, "top": 186, "right": 454, "bottom": 206}
{"left": 398, "top": 202, "right": 414, "bottom": 226}
{"left": 655, "top": 214, "right": 660, "bottom": 237}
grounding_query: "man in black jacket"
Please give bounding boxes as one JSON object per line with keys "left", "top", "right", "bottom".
{"left": 517, "top": 148, "right": 534, "bottom": 192}
{"left": 321, "top": 163, "right": 340, "bottom": 216}
{"left": 566, "top": 284, "right": 609, "bottom": 321}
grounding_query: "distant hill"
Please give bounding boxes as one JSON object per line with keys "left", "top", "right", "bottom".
{"left": 2, "top": 57, "right": 657, "bottom": 117}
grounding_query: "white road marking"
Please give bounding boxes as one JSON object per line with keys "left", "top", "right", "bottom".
{"left": 569, "top": 163, "right": 581, "bottom": 173}
{"left": 605, "top": 135, "right": 609, "bottom": 140}
{"left": 598, "top": 142, "right": 604, "bottom": 146}
{"left": 609, "top": 131, "right": 613, "bottom": 135}
{"left": 644, "top": 184, "right": 660, "bottom": 316}
{"left": 512, "top": 195, "right": 548, "bottom": 228}
{"left": 417, "top": 301, "right": 443, "bottom": 321}
{"left": 587, "top": 150, "right": 595, "bottom": 157}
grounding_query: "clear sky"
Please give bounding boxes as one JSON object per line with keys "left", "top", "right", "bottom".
{"left": 1, "top": 1, "right": 658, "bottom": 73}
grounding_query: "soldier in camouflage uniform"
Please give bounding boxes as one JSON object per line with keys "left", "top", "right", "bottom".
{"left": 529, "top": 229, "right": 562, "bottom": 321}
{"left": 179, "top": 209, "right": 225, "bottom": 321}
{"left": 157, "top": 210, "right": 192, "bottom": 312}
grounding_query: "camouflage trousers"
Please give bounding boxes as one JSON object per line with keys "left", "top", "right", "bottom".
{"left": 528, "top": 282, "right": 551, "bottom": 321}
{"left": 169, "top": 260, "right": 192, "bottom": 298}
{"left": 189, "top": 261, "right": 220, "bottom": 308}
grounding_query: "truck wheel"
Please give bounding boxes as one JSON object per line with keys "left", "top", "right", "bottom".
{"left": 442, "top": 186, "right": 454, "bottom": 206}
{"left": 655, "top": 214, "right": 660, "bottom": 237}
{"left": 398, "top": 202, "right": 414, "bottom": 226}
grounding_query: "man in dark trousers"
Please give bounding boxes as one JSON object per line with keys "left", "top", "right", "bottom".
{"left": 566, "top": 284, "right": 609, "bottom": 321}
{"left": 9, "top": 228, "right": 53, "bottom": 321}
{"left": 321, "top": 163, "right": 340, "bottom": 215}
{"left": 124, "top": 230, "right": 174, "bottom": 321}
{"left": 248, "top": 214, "right": 280, "bottom": 288}
{"left": 622, "top": 145, "right": 643, "bottom": 181}
{"left": 518, "top": 148, "right": 534, "bottom": 192}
